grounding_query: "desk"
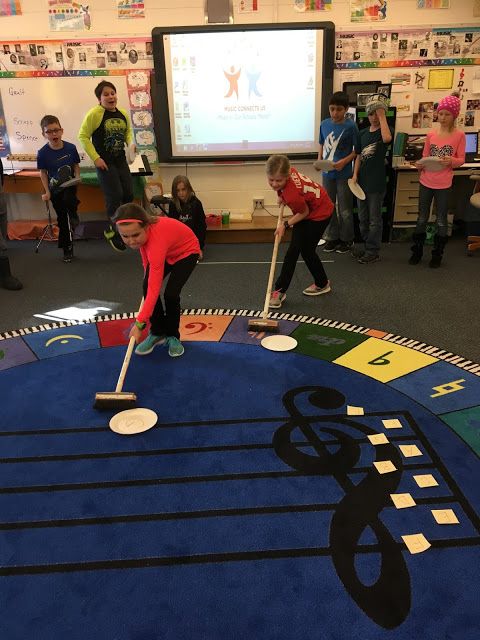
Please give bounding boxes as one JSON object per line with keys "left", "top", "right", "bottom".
{"left": 393, "top": 163, "right": 480, "bottom": 229}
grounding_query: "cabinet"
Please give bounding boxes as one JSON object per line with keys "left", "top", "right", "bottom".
{"left": 393, "top": 172, "right": 420, "bottom": 223}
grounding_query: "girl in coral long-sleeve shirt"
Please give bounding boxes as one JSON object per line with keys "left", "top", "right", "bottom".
{"left": 409, "top": 93, "right": 465, "bottom": 268}
{"left": 114, "top": 203, "right": 199, "bottom": 358}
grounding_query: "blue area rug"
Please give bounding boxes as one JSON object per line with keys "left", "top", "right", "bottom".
{"left": 0, "top": 316, "right": 479, "bottom": 640}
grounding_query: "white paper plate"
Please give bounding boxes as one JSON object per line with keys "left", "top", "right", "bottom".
{"left": 417, "top": 157, "right": 444, "bottom": 172}
{"left": 109, "top": 407, "right": 158, "bottom": 435}
{"left": 313, "top": 159, "right": 334, "bottom": 172}
{"left": 59, "top": 177, "right": 81, "bottom": 189}
{"left": 261, "top": 335, "right": 298, "bottom": 352}
{"left": 348, "top": 179, "right": 366, "bottom": 201}
{"left": 470, "top": 192, "right": 480, "bottom": 208}
{"left": 125, "top": 143, "right": 137, "bottom": 165}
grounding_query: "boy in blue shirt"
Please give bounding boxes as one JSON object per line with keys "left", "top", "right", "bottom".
{"left": 316, "top": 91, "right": 360, "bottom": 253}
{"left": 37, "top": 115, "right": 80, "bottom": 263}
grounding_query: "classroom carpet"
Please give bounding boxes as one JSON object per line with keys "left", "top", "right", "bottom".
{"left": 0, "top": 310, "right": 479, "bottom": 640}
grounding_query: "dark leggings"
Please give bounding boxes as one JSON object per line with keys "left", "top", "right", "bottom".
{"left": 143, "top": 254, "right": 198, "bottom": 339}
{"left": 275, "top": 217, "right": 331, "bottom": 292}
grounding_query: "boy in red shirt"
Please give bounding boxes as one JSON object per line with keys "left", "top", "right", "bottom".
{"left": 266, "top": 155, "right": 334, "bottom": 309}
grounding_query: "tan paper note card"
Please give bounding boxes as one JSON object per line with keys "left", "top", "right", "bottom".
{"left": 402, "top": 533, "right": 431, "bottom": 554}
{"left": 390, "top": 493, "right": 416, "bottom": 509}
{"left": 368, "top": 433, "right": 390, "bottom": 445}
{"left": 373, "top": 460, "right": 397, "bottom": 474}
{"left": 399, "top": 444, "right": 422, "bottom": 458}
{"left": 432, "top": 509, "right": 459, "bottom": 525}
{"left": 413, "top": 474, "right": 439, "bottom": 488}
{"left": 382, "top": 419, "right": 403, "bottom": 429}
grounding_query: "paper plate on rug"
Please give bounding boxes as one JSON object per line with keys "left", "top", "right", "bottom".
{"left": 261, "top": 335, "right": 298, "bottom": 352}
{"left": 417, "top": 157, "right": 444, "bottom": 172}
{"left": 58, "top": 177, "right": 81, "bottom": 189}
{"left": 313, "top": 159, "right": 334, "bottom": 172}
{"left": 470, "top": 192, "right": 480, "bottom": 208}
{"left": 348, "top": 179, "right": 366, "bottom": 200}
{"left": 125, "top": 143, "right": 137, "bottom": 164}
{"left": 109, "top": 407, "right": 158, "bottom": 435}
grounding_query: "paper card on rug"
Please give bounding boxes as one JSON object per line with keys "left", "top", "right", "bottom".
{"left": 374, "top": 460, "right": 397, "bottom": 474}
{"left": 382, "top": 418, "right": 403, "bottom": 429}
{"left": 347, "top": 405, "right": 364, "bottom": 415}
{"left": 431, "top": 509, "right": 459, "bottom": 525}
{"left": 390, "top": 493, "right": 416, "bottom": 509}
{"left": 399, "top": 444, "right": 422, "bottom": 458}
{"left": 402, "top": 533, "right": 431, "bottom": 554}
{"left": 368, "top": 433, "right": 389, "bottom": 445}
{"left": 413, "top": 474, "right": 439, "bottom": 488}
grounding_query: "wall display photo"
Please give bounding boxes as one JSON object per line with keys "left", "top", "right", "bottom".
{"left": 48, "top": 1, "right": 91, "bottom": 32}
{"left": 350, "top": 0, "right": 387, "bottom": 22}
{"left": 294, "top": 0, "right": 332, "bottom": 11}
{"left": 0, "top": 0, "right": 21, "bottom": 17}
{"left": 417, "top": 0, "right": 449, "bottom": 8}
{"left": 117, "top": 0, "right": 145, "bottom": 20}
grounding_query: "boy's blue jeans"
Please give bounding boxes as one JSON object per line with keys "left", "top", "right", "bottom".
{"left": 322, "top": 176, "right": 354, "bottom": 244}
{"left": 357, "top": 190, "right": 385, "bottom": 256}
{"left": 415, "top": 184, "right": 449, "bottom": 237}
{"left": 96, "top": 157, "right": 134, "bottom": 221}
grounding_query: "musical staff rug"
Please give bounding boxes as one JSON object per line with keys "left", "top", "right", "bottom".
{"left": 1, "top": 311, "right": 479, "bottom": 640}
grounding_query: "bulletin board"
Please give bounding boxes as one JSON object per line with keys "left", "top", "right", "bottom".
{"left": 334, "top": 25, "right": 480, "bottom": 134}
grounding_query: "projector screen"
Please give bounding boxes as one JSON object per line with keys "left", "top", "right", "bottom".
{"left": 151, "top": 22, "right": 334, "bottom": 162}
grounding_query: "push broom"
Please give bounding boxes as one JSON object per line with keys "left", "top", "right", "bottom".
{"left": 94, "top": 299, "right": 144, "bottom": 410}
{"left": 248, "top": 204, "right": 285, "bottom": 333}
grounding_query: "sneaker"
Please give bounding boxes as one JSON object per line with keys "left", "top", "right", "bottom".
{"left": 268, "top": 290, "right": 286, "bottom": 309}
{"left": 358, "top": 254, "right": 380, "bottom": 264}
{"left": 166, "top": 336, "right": 184, "bottom": 357}
{"left": 303, "top": 281, "right": 331, "bottom": 296}
{"left": 336, "top": 242, "right": 353, "bottom": 254}
{"left": 63, "top": 246, "right": 73, "bottom": 263}
{"left": 104, "top": 226, "right": 126, "bottom": 252}
{"left": 135, "top": 333, "right": 166, "bottom": 356}
{"left": 351, "top": 247, "right": 365, "bottom": 259}
{"left": 323, "top": 240, "right": 339, "bottom": 252}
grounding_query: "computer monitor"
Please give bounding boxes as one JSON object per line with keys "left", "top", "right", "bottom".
{"left": 465, "top": 132, "right": 478, "bottom": 156}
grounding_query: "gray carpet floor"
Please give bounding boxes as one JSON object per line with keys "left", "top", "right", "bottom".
{"left": 1, "top": 236, "right": 479, "bottom": 363}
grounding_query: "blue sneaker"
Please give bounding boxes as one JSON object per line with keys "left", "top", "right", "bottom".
{"left": 135, "top": 333, "right": 165, "bottom": 356}
{"left": 166, "top": 336, "right": 184, "bottom": 357}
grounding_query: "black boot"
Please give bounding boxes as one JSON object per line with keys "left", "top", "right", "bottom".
{"left": 408, "top": 232, "right": 426, "bottom": 265}
{"left": 429, "top": 235, "right": 448, "bottom": 268}
{"left": 0, "top": 255, "right": 23, "bottom": 290}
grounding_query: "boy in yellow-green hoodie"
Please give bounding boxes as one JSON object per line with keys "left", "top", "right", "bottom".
{"left": 78, "top": 80, "right": 134, "bottom": 251}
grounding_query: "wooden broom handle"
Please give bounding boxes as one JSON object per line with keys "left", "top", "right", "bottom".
{"left": 261, "top": 204, "right": 284, "bottom": 319}
{"left": 115, "top": 298, "right": 144, "bottom": 393}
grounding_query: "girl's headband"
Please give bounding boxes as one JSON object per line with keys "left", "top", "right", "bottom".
{"left": 116, "top": 219, "right": 143, "bottom": 225}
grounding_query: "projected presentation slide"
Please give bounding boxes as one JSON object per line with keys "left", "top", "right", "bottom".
{"left": 162, "top": 29, "right": 324, "bottom": 158}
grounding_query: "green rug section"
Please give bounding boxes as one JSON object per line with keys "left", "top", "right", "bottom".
{"left": 292, "top": 324, "right": 368, "bottom": 361}
{"left": 440, "top": 405, "right": 480, "bottom": 457}
{"left": 80, "top": 168, "right": 146, "bottom": 198}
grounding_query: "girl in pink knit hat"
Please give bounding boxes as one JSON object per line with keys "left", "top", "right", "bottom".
{"left": 409, "top": 92, "right": 465, "bottom": 268}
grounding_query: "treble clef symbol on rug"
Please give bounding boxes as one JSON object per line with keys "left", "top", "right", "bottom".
{"left": 272, "top": 386, "right": 411, "bottom": 629}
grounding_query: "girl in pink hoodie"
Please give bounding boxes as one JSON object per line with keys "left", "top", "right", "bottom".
{"left": 409, "top": 93, "right": 465, "bottom": 268}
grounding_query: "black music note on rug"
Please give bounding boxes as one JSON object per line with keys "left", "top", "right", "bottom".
{"left": 272, "top": 385, "right": 410, "bottom": 630}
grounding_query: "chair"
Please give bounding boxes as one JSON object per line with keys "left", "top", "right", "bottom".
{"left": 467, "top": 172, "right": 480, "bottom": 256}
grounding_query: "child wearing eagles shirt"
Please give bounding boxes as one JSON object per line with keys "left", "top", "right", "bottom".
{"left": 266, "top": 155, "right": 334, "bottom": 309}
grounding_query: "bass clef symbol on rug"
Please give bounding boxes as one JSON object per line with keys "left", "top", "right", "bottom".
{"left": 272, "top": 385, "right": 411, "bottom": 629}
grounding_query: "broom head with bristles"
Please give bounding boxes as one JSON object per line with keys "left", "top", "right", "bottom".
{"left": 247, "top": 318, "right": 279, "bottom": 333}
{"left": 93, "top": 391, "right": 138, "bottom": 410}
